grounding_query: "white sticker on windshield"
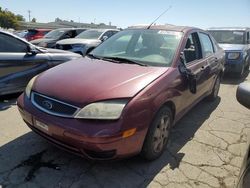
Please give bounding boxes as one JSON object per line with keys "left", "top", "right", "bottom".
{"left": 233, "top": 31, "right": 244, "bottom": 35}
{"left": 158, "top": 30, "right": 182, "bottom": 39}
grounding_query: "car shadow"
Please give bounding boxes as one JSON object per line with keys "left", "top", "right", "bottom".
{"left": 222, "top": 70, "right": 249, "bottom": 85}
{"left": 0, "top": 98, "right": 221, "bottom": 187}
{"left": 0, "top": 93, "right": 21, "bottom": 111}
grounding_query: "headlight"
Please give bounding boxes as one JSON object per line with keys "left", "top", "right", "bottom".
{"left": 228, "top": 52, "right": 241, "bottom": 60}
{"left": 25, "top": 76, "right": 37, "bottom": 99}
{"left": 75, "top": 100, "right": 128, "bottom": 120}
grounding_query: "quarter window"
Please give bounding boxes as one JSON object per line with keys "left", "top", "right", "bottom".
{"left": 199, "top": 33, "right": 214, "bottom": 57}
{"left": 0, "top": 33, "right": 27, "bottom": 53}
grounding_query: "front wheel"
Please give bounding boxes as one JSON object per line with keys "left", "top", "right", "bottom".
{"left": 206, "top": 75, "right": 221, "bottom": 101}
{"left": 141, "top": 106, "right": 173, "bottom": 160}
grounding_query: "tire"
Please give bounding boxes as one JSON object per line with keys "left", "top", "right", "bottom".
{"left": 245, "top": 57, "right": 250, "bottom": 71}
{"left": 141, "top": 106, "right": 173, "bottom": 160}
{"left": 206, "top": 75, "right": 221, "bottom": 101}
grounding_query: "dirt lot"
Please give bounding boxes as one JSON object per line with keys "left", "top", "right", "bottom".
{"left": 0, "top": 75, "right": 250, "bottom": 188}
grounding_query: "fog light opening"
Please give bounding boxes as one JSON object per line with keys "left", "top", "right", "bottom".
{"left": 122, "top": 128, "right": 137, "bottom": 138}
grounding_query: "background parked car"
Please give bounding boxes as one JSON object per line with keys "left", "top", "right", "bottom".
{"left": 0, "top": 30, "right": 81, "bottom": 95}
{"left": 208, "top": 27, "right": 250, "bottom": 77}
{"left": 236, "top": 83, "right": 250, "bottom": 188}
{"left": 17, "top": 25, "right": 224, "bottom": 160}
{"left": 14, "top": 30, "right": 28, "bottom": 38}
{"left": 23, "top": 29, "right": 52, "bottom": 41}
{"left": 30, "top": 28, "right": 87, "bottom": 48}
{"left": 55, "top": 29, "right": 119, "bottom": 56}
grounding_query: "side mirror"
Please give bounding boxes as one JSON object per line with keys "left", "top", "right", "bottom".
{"left": 102, "top": 36, "right": 108, "bottom": 41}
{"left": 178, "top": 52, "right": 197, "bottom": 94}
{"left": 237, "top": 83, "right": 250, "bottom": 109}
{"left": 26, "top": 45, "right": 38, "bottom": 55}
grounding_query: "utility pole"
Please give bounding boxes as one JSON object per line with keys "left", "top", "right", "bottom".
{"left": 28, "top": 10, "right": 31, "bottom": 22}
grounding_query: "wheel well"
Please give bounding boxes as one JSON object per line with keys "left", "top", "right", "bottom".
{"left": 162, "top": 101, "right": 176, "bottom": 121}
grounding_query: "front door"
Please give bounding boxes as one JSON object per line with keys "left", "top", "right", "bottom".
{"left": 0, "top": 33, "right": 49, "bottom": 95}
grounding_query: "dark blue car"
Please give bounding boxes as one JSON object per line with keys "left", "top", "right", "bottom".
{"left": 208, "top": 27, "right": 250, "bottom": 77}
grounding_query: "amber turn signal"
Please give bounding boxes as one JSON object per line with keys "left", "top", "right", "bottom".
{"left": 122, "top": 128, "right": 137, "bottom": 138}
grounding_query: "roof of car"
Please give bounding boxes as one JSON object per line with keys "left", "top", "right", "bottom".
{"left": 208, "top": 27, "right": 250, "bottom": 31}
{"left": 54, "top": 28, "right": 87, "bottom": 31}
{"left": 28, "top": 29, "right": 51, "bottom": 31}
{"left": 0, "top": 30, "right": 33, "bottom": 45}
{"left": 127, "top": 24, "right": 199, "bottom": 33}
{"left": 87, "top": 28, "right": 120, "bottom": 32}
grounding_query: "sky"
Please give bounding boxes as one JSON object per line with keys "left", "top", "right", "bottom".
{"left": 0, "top": 0, "right": 249, "bottom": 29}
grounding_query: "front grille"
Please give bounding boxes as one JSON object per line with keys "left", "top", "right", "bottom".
{"left": 31, "top": 92, "right": 79, "bottom": 118}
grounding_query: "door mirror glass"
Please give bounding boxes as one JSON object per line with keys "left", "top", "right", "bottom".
{"left": 237, "top": 83, "right": 250, "bottom": 109}
{"left": 27, "top": 45, "right": 38, "bottom": 55}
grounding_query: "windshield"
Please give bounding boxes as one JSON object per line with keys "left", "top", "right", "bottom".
{"left": 90, "top": 29, "right": 183, "bottom": 67}
{"left": 76, "top": 30, "right": 103, "bottom": 39}
{"left": 209, "top": 30, "right": 245, "bottom": 44}
{"left": 44, "top": 29, "right": 66, "bottom": 39}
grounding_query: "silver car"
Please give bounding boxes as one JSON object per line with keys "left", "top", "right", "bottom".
{"left": 55, "top": 29, "right": 119, "bottom": 56}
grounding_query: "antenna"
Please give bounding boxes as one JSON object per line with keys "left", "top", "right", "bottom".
{"left": 147, "top": 6, "right": 172, "bottom": 29}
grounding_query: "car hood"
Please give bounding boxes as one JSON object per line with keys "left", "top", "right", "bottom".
{"left": 218, "top": 44, "right": 247, "bottom": 51}
{"left": 56, "top": 38, "right": 101, "bottom": 45}
{"left": 30, "top": 38, "right": 56, "bottom": 44}
{"left": 33, "top": 58, "right": 168, "bottom": 106}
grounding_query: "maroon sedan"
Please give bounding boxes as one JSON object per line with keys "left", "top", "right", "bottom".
{"left": 17, "top": 25, "right": 224, "bottom": 160}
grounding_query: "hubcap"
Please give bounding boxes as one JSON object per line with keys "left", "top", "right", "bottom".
{"left": 153, "top": 115, "right": 170, "bottom": 153}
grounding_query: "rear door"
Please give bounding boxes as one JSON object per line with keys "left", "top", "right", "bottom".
{"left": 184, "top": 32, "right": 211, "bottom": 99}
{"left": 198, "top": 32, "right": 221, "bottom": 93}
{"left": 0, "top": 32, "right": 49, "bottom": 95}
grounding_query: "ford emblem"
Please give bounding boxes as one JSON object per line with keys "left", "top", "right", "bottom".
{"left": 42, "top": 100, "right": 53, "bottom": 110}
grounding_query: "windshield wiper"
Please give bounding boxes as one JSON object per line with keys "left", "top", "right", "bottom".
{"left": 101, "top": 56, "right": 147, "bottom": 66}
{"left": 87, "top": 54, "right": 101, "bottom": 59}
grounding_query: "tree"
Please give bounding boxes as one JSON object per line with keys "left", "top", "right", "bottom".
{"left": 55, "top": 17, "right": 62, "bottom": 22}
{"left": 16, "top": 14, "right": 25, "bottom": 21}
{"left": 0, "top": 7, "right": 19, "bottom": 29}
{"left": 31, "top": 18, "right": 36, "bottom": 23}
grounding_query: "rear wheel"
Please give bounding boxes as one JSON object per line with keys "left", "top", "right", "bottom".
{"left": 206, "top": 75, "right": 221, "bottom": 101}
{"left": 141, "top": 106, "right": 173, "bottom": 160}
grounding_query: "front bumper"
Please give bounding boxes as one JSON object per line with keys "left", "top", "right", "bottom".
{"left": 17, "top": 94, "right": 146, "bottom": 160}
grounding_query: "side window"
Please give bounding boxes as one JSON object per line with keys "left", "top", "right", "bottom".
{"left": 183, "top": 32, "right": 202, "bottom": 63}
{"left": 103, "top": 31, "right": 113, "bottom": 38}
{"left": 199, "top": 33, "right": 214, "bottom": 57}
{"left": 0, "top": 33, "right": 27, "bottom": 53}
{"left": 64, "top": 31, "right": 74, "bottom": 38}
{"left": 210, "top": 36, "right": 219, "bottom": 52}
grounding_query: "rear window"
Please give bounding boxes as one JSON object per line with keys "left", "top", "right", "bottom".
{"left": 208, "top": 30, "right": 245, "bottom": 44}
